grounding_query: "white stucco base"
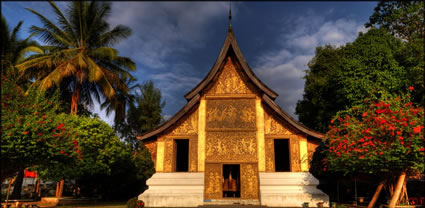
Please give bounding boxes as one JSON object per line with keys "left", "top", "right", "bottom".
{"left": 138, "top": 172, "right": 204, "bottom": 207}
{"left": 259, "top": 172, "right": 329, "bottom": 207}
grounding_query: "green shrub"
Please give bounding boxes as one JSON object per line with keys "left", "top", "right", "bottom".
{"left": 127, "top": 197, "right": 137, "bottom": 208}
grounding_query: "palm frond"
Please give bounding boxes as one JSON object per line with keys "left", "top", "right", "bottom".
{"left": 28, "top": 25, "right": 73, "bottom": 47}
{"left": 16, "top": 46, "right": 44, "bottom": 63}
{"left": 48, "top": 1, "right": 78, "bottom": 42}
{"left": 10, "top": 21, "right": 23, "bottom": 44}
{"left": 98, "top": 25, "right": 132, "bottom": 47}
{"left": 89, "top": 47, "right": 118, "bottom": 61}
{"left": 25, "top": 8, "right": 74, "bottom": 46}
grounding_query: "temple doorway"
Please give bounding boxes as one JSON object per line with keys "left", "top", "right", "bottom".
{"left": 175, "top": 139, "right": 189, "bottom": 172}
{"left": 222, "top": 164, "right": 240, "bottom": 198}
{"left": 274, "top": 139, "right": 290, "bottom": 171}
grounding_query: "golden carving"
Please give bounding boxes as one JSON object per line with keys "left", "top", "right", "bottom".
{"left": 265, "top": 138, "right": 275, "bottom": 172}
{"left": 163, "top": 139, "right": 174, "bottom": 172}
{"left": 144, "top": 141, "right": 157, "bottom": 167}
{"left": 240, "top": 163, "right": 258, "bottom": 199}
{"left": 189, "top": 138, "right": 198, "bottom": 172}
{"left": 264, "top": 112, "right": 292, "bottom": 135}
{"left": 207, "top": 57, "right": 252, "bottom": 95}
{"left": 299, "top": 136, "right": 309, "bottom": 172}
{"left": 290, "top": 138, "right": 301, "bottom": 172}
{"left": 206, "top": 99, "right": 256, "bottom": 129}
{"left": 256, "top": 98, "right": 266, "bottom": 172}
{"left": 170, "top": 109, "right": 198, "bottom": 135}
{"left": 198, "top": 98, "right": 206, "bottom": 172}
{"left": 156, "top": 140, "right": 165, "bottom": 172}
{"left": 205, "top": 132, "right": 257, "bottom": 162}
{"left": 204, "top": 163, "right": 222, "bottom": 199}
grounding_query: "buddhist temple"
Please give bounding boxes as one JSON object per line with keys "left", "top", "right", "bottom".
{"left": 138, "top": 10, "right": 329, "bottom": 207}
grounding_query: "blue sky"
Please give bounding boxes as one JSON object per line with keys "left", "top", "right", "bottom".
{"left": 2, "top": 1, "right": 378, "bottom": 127}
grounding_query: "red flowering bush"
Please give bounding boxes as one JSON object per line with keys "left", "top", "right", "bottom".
{"left": 1, "top": 78, "right": 80, "bottom": 181}
{"left": 324, "top": 91, "right": 424, "bottom": 176}
{"left": 136, "top": 200, "right": 144, "bottom": 208}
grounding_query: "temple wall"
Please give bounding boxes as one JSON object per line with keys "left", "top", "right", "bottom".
{"left": 144, "top": 140, "right": 157, "bottom": 166}
{"left": 154, "top": 108, "right": 199, "bottom": 172}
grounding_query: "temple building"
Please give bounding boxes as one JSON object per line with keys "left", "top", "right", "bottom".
{"left": 138, "top": 12, "right": 329, "bottom": 207}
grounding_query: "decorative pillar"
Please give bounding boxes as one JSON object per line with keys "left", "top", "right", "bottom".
{"left": 299, "top": 136, "right": 308, "bottom": 172}
{"left": 156, "top": 140, "right": 165, "bottom": 172}
{"left": 256, "top": 97, "right": 266, "bottom": 172}
{"left": 198, "top": 98, "right": 206, "bottom": 172}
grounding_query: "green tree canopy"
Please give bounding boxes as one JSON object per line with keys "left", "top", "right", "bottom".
{"left": 34, "top": 116, "right": 154, "bottom": 199}
{"left": 116, "top": 80, "right": 165, "bottom": 147}
{"left": 296, "top": 28, "right": 422, "bottom": 133}
{"left": 366, "top": 1, "right": 424, "bottom": 42}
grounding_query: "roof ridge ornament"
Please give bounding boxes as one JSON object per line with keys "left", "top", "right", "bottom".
{"left": 228, "top": 3, "right": 232, "bottom": 31}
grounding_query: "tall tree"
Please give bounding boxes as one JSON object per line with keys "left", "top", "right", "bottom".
{"left": 116, "top": 80, "right": 165, "bottom": 147}
{"left": 366, "top": 1, "right": 425, "bottom": 105}
{"left": 366, "top": 1, "right": 424, "bottom": 42}
{"left": 295, "top": 45, "right": 342, "bottom": 133}
{"left": 16, "top": 1, "right": 136, "bottom": 115}
{"left": 296, "top": 28, "right": 419, "bottom": 133}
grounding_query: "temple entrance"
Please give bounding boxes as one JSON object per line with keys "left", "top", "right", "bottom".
{"left": 274, "top": 139, "right": 290, "bottom": 172}
{"left": 175, "top": 139, "right": 189, "bottom": 172}
{"left": 222, "top": 164, "right": 240, "bottom": 198}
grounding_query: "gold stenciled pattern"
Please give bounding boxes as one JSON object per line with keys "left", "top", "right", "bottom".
{"left": 207, "top": 57, "right": 252, "bottom": 95}
{"left": 169, "top": 109, "right": 198, "bottom": 136}
{"left": 205, "top": 132, "right": 257, "bottom": 162}
{"left": 204, "top": 164, "right": 222, "bottom": 199}
{"left": 290, "top": 138, "right": 301, "bottom": 172}
{"left": 264, "top": 113, "right": 294, "bottom": 135}
{"left": 144, "top": 141, "right": 157, "bottom": 167}
{"left": 265, "top": 138, "right": 275, "bottom": 172}
{"left": 189, "top": 138, "right": 198, "bottom": 172}
{"left": 241, "top": 163, "right": 259, "bottom": 199}
{"left": 163, "top": 139, "right": 174, "bottom": 172}
{"left": 206, "top": 99, "right": 256, "bottom": 129}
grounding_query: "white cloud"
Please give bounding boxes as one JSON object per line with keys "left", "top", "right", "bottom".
{"left": 254, "top": 13, "right": 367, "bottom": 119}
{"left": 108, "top": 2, "right": 229, "bottom": 70}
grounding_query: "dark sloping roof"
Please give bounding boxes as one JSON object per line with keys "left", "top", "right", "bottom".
{"left": 138, "top": 27, "right": 325, "bottom": 141}
{"left": 262, "top": 94, "right": 325, "bottom": 140}
{"left": 184, "top": 28, "right": 278, "bottom": 101}
{"left": 138, "top": 94, "right": 200, "bottom": 140}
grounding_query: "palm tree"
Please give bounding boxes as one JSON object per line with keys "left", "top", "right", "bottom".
{"left": 16, "top": 1, "right": 136, "bottom": 115}
{"left": 101, "top": 76, "right": 138, "bottom": 125}
{"left": 1, "top": 15, "right": 42, "bottom": 82}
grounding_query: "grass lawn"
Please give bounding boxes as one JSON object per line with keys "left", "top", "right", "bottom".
{"left": 56, "top": 201, "right": 127, "bottom": 208}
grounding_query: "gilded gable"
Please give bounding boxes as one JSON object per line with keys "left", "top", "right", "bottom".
{"left": 264, "top": 111, "right": 296, "bottom": 135}
{"left": 206, "top": 57, "right": 253, "bottom": 95}
{"left": 166, "top": 108, "right": 198, "bottom": 136}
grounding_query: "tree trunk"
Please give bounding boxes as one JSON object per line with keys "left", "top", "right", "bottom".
{"left": 71, "top": 84, "right": 80, "bottom": 115}
{"left": 11, "top": 169, "right": 24, "bottom": 199}
{"left": 389, "top": 171, "right": 406, "bottom": 208}
{"left": 58, "top": 178, "right": 64, "bottom": 198}
{"left": 6, "top": 180, "right": 12, "bottom": 204}
{"left": 56, "top": 181, "right": 60, "bottom": 197}
{"left": 35, "top": 179, "right": 40, "bottom": 196}
{"left": 368, "top": 180, "right": 385, "bottom": 208}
